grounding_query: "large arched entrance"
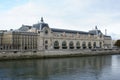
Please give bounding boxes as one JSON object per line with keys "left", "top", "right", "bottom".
{"left": 69, "top": 41, "right": 74, "bottom": 49}
{"left": 76, "top": 41, "right": 80, "bottom": 49}
{"left": 54, "top": 41, "right": 59, "bottom": 49}
{"left": 62, "top": 41, "right": 67, "bottom": 49}
{"left": 88, "top": 42, "right": 92, "bottom": 49}
{"left": 82, "top": 42, "right": 86, "bottom": 49}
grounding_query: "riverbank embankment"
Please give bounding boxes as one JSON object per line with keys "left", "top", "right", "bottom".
{"left": 0, "top": 49, "right": 120, "bottom": 60}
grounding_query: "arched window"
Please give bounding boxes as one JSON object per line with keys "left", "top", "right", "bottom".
{"left": 76, "top": 41, "right": 80, "bottom": 49}
{"left": 88, "top": 42, "right": 92, "bottom": 49}
{"left": 45, "top": 40, "right": 48, "bottom": 49}
{"left": 62, "top": 41, "right": 67, "bottom": 49}
{"left": 25, "top": 46, "right": 27, "bottom": 50}
{"left": 93, "top": 42, "right": 96, "bottom": 48}
{"left": 54, "top": 41, "right": 59, "bottom": 49}
{"left": 45, "top": 29, "right": 48, "bottom": 35}
{"left": 100, "top": 42, "right": 102, "bottom": 48}
{"left": 69, "top": 41, "right": 74, "bottom": 49}
{"left": 45, "top": 40, "right": 48, "bottom": 44}
{"left": 82, "top": 42, "right": 86, "bottom": 49}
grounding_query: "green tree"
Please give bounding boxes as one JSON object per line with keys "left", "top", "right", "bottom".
{"left": 115, "top": 40, "right": 120, "bottom": 47}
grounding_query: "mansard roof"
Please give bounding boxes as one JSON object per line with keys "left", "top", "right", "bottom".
{"left": 19, "top": 25, "right": 32, "bottom": 31}
{"left": 18, "top": 18, "right": 49, "bottom": 31}
{"left": 33, "top": 22, "right": 49, "bottom": 30}
{"left": 104, "top": 35, "right": 111, "bottom": 38}
{"left": 12, "top": 31, "right": 37, "bottom": 35}
{"left": 51, "top": 28, "right": 94, "bottom": 35}
{"left": 89, "top": 30, "right": 102, "bottom": 35}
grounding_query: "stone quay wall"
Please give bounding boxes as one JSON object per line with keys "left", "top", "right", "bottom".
{"left": 0, "top": 49, "right": 120, "bottom": 60}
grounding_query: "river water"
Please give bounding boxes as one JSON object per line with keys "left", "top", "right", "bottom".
{"left": 0, "top": 55, "right": 120, "bottom": 80}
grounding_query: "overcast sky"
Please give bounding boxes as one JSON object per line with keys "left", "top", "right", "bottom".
{"left": 0, "top": 0, "right": 120, "bottom": 40}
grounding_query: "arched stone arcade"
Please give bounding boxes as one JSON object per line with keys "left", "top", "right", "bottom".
{"left": 69, "top": 41, "right": 74, "bottom": 49}
{"left": 54, "top": 41, "right": 59, "bottom": 49}
{"left": 53, "top": 40, "right": 97, "bottom": 50}
{"left": 76, "top": 41, "right": 80, "bottom": 49}
{"left": 62, "top": 41, "right": 67, "bottom": 49}
{"left": 82, "top": 42, "right": 86, "bottom": 49}
{"left": 88, "top": 42, "right": 92, "bottom": 49}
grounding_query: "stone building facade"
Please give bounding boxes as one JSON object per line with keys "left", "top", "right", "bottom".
{"left": 33, "top": 18, "right": 112, "bottom": 50}
{"left": 0, "top": 18, "right": 112, "bottom": 51}
{"left": 0, "top": 31, "right": 37, "bottom": 51}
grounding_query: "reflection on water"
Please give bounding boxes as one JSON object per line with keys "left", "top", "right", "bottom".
{"left": 0, "top": 55, "right": 120, "bottom": 80}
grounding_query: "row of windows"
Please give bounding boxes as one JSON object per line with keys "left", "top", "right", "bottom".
{"left": 0, "top": 44, "right": 37, "bottom": 50}
{"left": 54, "top": 41, "right": 102, "bottom": 49}
{"left": 53, "top": 33, "right": 103, "bottom": 40}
